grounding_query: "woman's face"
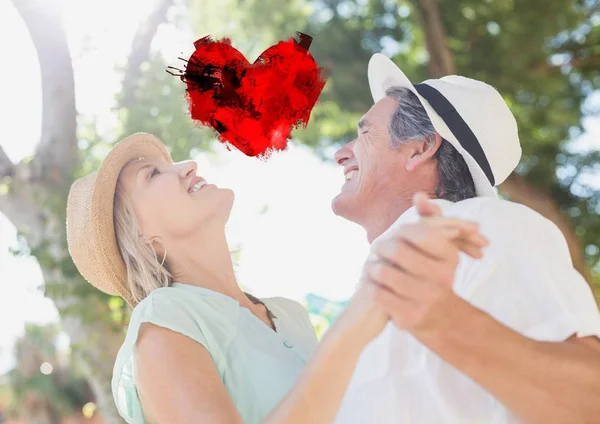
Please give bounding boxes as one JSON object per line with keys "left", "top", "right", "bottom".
{"left": 118, "top": 156, "right": 234, "bottom": 242}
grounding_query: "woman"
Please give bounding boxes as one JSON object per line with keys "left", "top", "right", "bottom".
{"left": 66, "top": 133, "right": 485, "bottom": 424}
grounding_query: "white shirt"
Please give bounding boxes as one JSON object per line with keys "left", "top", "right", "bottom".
{"left": 335, "top": 197, "right": 600, "bottom": 424}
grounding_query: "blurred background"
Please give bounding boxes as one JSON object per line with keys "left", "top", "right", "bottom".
{"left": 0, "top": 0, "right": 599, "bottom": 422}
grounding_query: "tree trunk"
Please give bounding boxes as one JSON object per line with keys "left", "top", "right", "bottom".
{"left": 411, "top": 0, "right": 598, "bottom": 302}
{"left": 6, "top": 1, "right": 125, "bottom": 421}
{"left": 3, "top": 0, "right": 172, "bottom": 422}
{"left": 1, "top": 167, "right": 125, "bottom": 423}
{"left": 412, "top": 0, "right": 456, "bottom": 77}
{"left": 9, "top": 0, "right": 78, "bottom": 188}
{"left": 120, "top": 0, "right": 175, "bottom": 109}
{"left": 47, "top": 270, "right": 126, "bottom": 424}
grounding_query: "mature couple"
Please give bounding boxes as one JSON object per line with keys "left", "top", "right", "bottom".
{"left": 66, "top": 53, "right": 600, "bottom": 423}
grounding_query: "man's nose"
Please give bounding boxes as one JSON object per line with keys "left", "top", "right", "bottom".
{"left": 334, "top": 141, "right": 355, "bottom": 166}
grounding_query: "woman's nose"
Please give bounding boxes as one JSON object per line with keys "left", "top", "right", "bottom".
{"left": 178, "top": 161, "right": 198, "bottom": 179}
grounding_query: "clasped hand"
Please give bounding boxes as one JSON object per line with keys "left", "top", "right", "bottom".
{"left": 360, "top": 193, "right": 488, "bottom": 336}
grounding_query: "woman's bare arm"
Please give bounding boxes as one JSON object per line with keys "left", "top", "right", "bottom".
{"left": 135, "top": 323, "right": 245, "bottom": 424}
{"left": 134, "top": 214, "right": 485, "bottom": 424}
{"left": 261, "top": 314, "right": 371, "bottom": 424}
{"left": 135, "top": 284, "right": 388, "bottom": 424}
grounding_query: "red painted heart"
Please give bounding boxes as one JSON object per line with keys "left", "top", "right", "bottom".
{"left": 168, "top": 33, "right": 328, "bottom": 158}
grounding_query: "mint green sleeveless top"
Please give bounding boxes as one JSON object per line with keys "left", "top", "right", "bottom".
{"left": 112, "top": 283, "right": 318, "bottom": 424}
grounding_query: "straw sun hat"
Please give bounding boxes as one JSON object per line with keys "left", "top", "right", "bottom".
{"left": 66, "top": 133, "right": 173, "bottom": 307}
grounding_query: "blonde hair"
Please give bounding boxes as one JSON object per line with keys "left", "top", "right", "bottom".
{"left": 113, "top": 179, "right": 173, "bottom": 304}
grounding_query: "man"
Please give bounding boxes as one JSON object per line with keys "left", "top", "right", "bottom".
{"left": 331, "top": 53, "right": 600, "bottom": 423}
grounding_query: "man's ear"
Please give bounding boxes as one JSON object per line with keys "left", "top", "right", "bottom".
{"left": 405, "top": 133, "right": 442, "bottom": 171}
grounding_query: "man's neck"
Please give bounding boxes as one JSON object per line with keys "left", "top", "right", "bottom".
{"left": 363, "top": 190, "right": 440, "bottom": 243}
{"left": 364, "top": 203, "right": 412, "bottom": 243}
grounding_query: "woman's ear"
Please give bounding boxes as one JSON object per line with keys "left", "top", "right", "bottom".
{"left": 405, "top": 133, "right": 442, "bottom": 171}
{"left": 139, "top": 233, "right": 152, "bottom": 246}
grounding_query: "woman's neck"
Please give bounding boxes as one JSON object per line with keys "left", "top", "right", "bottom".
{"left": 167, "top": 227, "right": 249, "bottom": 306}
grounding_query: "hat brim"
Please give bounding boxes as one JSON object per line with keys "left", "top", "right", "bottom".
{"left": 368, "top": 53, "right": 497, "bottom": 198}
{"left": 90, "top": 133, "right": 173, "bottom": 305}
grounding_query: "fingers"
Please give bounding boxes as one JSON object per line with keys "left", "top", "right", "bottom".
{"left": 372, "top": 231, "right": 485, "bottom": 280}
{"left": 455, "top": 239, "right": 485, "bottom": 258}
{"left": 444, "top": 225, "right": 488, "bottom": 258}
{"left": 370, "top": 208, "right": 489, "bottom": 282}
{"left": 368, "top": 280, "right": 414, "bottom": 323}
{"left": 457, "top": 230, "right": 488, "bottom": 247}
{"left": 390, "top": 217, "right": 481, "bottom": 252}
{"left": 393, "top": 223, "right": 461, "bottom": 261}
{"left": 372, "top": 221, "right": 446, "bottom": 261}
{"left": 411, "top": 193, "right": 487, "bottom": 247}
{"left": 423, "top": 216, "right": 480, "bottom": 236}
{"left": 447, "top": 221, "right": 488, "bottom": 258}
{"left": 366, "top": 258, "right": 432, "bottom": 299}
{"left": 372, "top": 238, "right": 442, "bottom": 280}
{"left": 414, "top": 192, "right": 441, "bottom": 218}
{"left": 453, "top": 231, "right": 489, "bottom": 257}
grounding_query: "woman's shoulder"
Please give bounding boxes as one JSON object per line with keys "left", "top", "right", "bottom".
{"left": 132, "top": 284, "right": 239, "bottom": 321}
{"left": 112, "top": 285, "right": 239, "bottom": 423}
{"left": 127, "top": 284, "right": 241, "bottom": 351}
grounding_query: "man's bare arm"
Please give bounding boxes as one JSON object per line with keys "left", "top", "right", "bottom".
{"left": 416, "top": 298, "right": 600, "bottom": 424}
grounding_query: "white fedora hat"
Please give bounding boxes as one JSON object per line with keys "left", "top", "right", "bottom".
{"left": 368, "top": 53, "right": 522, "bottom": 198}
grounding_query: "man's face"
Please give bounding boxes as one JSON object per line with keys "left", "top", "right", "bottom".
{"left": 331, "top": 96, "right": 417, "bottom": 231}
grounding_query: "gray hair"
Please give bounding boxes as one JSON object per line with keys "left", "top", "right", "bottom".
{"left": 385, "top": 86, "right": 476, "bottom": 202}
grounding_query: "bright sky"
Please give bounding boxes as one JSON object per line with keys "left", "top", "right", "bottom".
{"left": 0, "top": 0, "right": 370, "bottom": 373}
{"left": 1, "top": 0, "right": 599, "bottom": 375}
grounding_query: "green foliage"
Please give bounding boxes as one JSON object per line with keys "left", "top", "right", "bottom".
{"left": 5, "top": 324, "right": 94, "bottom": 420}
{"left": 226, "top": 0, "right": 600, "bottom": 294}
{"left": 115, "top": 55, "right": 216, "bottom": 161}
{"left": 9, "top": 2, "right": 598, "bottom": 419}
{"left": 437, "top": 0, "right": 600, "bottom": 292}
{"left": 304, "top": 293, "right": 349, "bottom": 339}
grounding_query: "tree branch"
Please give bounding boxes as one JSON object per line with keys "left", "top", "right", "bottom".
{"left": 120, "top": 0, "right": 175, "bottom": 109}
{"left": 412, "top": 0, "right": 456, "bottom": 77}
{"left": 0, "top": 191, "right": 46, "bottom": 247}
{"left": 0, "top": 145, "right": 15, "bottom": 178}
{"left": 531, "top": 56, "right": 600, "bottom": 76}
{"left": 10, "top": 0, "right": 78, "bottom": 188}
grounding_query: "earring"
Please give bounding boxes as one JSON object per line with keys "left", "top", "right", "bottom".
{"left": 148, "top": 236, "right": 167, "bottom": 269}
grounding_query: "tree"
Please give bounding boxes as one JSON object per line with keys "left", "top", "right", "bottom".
{"left": 2, "top": 0, "right": 598, "bottom": 420}
{"left": 409, "top": 0, "right": 600, "bottom": 302}
{"left": 5, "top": 324, "right": 94, "bottom": 423}
{"left": 267, "top": 0, "right": 600, "bottom": 301}
{"left": 2, "top": 0, "right": 176, "bottom": 421}
{"left": 183, "top": 0, "right": 599, "bottom": 321}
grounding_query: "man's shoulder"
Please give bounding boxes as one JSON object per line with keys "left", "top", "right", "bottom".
{"left": 450, "top": 197, "right": 568, "bottom": 256}
{"left": 450, "top": 197, "right": 551, "bottom": 228}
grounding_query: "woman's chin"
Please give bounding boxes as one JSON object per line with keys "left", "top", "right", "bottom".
{"left": 221, "top": 187, "right": 235, "bottom": 198}
{"left": 191, "top": 187, "right": 235, "bottom": 222}
{"left": 219, "top": 187, "right": 235, "bottom": 206}
{"left": 219, "top": 188, "right": 235, "bottom": 218}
